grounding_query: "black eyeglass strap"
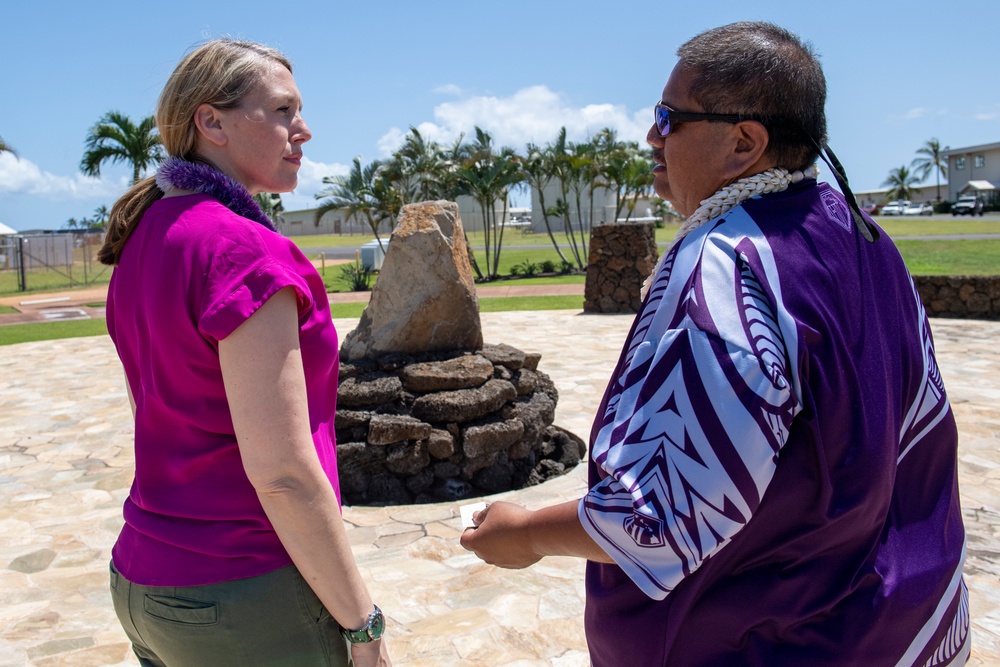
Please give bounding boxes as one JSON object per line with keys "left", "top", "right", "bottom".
{"left": 810, "top": 138, "right": 879, "bottom": 243}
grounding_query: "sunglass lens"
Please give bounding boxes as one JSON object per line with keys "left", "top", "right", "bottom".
{"left": 655, "top": 107, "right": 670, "bottom": 136}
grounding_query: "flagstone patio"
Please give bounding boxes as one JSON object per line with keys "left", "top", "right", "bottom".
{"left": 1, "top": 311, "right": 997, "bottom": 666}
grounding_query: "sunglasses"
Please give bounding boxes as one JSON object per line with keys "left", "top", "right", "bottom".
{"left": 654, "top": 103, "right": 748, "bottom": 137}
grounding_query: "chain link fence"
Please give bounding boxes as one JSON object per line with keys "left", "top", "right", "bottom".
{"left": 0, "top": 232, "right": 111, "bottom": 294}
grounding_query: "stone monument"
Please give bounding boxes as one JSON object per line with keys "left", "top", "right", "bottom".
{"left": 584, "top": 222, "right": 659, "bottom": 313}
{"left": 336, "top": 201, "right": 585, "bottom": 505}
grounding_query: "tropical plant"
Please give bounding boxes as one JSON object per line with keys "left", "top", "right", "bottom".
{"left": 387, "top": 127, "right": 447, "bottom": 202}
{"left": 80, "top": 111, "right": 163, "bottom": 184}
{"left": 882, "top": 165, "right": 920, "bottom": 202}
{"left": 511, "top": 260, "right": 538, "bottom": 277}
{"left": 254, "top": 193, "right": 285, "bottom": 224}
{"left": 911, "top": 138, "right": 948, "bottom": 202}
{"left": 339, "top": 257, "right": 374, "bottom": 291}
{"left": 89, "top": 205, "right": 109, "bottom": 231}
{"left": 454, "top": 127, "right": 525, "bottom": 280}
{"left": 315, "top": 157, "right": 389, "bottom": 250}
{"left": 521, "top": 141, "right": 570, "bottom": 265}
{"left": 547, "top": 130, "right": 591, "bottom": 270}
{"left": 0, "top": 135, "right": 17, "bottom": 159}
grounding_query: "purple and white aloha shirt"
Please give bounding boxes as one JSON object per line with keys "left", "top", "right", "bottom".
{"left": 579, "top": 181, "right": 968, "bottom": 666}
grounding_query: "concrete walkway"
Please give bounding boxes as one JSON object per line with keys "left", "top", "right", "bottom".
{"left": 0, "top": 310, "right": 998, "bottom": 665}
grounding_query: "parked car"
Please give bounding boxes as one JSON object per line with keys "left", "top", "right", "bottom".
{"left": 903, "top": 202, "right": 934, "bottom": 216}
{"left": 880, "top": 200, "right": 909, "bottom": 216}
{"left": 952, "top": 194, "right": 984, "bottom": 216}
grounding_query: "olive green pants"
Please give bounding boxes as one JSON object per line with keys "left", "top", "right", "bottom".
{"left": 110, "top": 561, "right": 350, "bottom": 667}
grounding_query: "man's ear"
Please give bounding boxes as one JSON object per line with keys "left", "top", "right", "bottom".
{"left": 193, "top": 104, "right": 228, "bottom": 147}
{"left": 726, "top": 120, "right": 771, "bottom": 176}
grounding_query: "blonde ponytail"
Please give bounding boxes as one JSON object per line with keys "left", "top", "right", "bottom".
{"left": 98, "top": 177, "right": 162, "bottom": 265}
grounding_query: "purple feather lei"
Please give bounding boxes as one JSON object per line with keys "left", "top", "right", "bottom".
{"left": 154, "top": 157, "right": 276, "bottom": 231}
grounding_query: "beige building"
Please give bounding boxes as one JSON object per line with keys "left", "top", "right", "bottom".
{"left": 273, "top": 195, "right": 503, "bottom": 237}
{"left": 942, "top": 141, "right": 999, "bottom": 204}
{"left": 853, "top": 184, "right": 943, "bottom": 208}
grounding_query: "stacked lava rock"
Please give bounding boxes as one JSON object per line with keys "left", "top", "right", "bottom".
{"left": 584, "top": 222, "right": 659, "bottom": 313}
{"left": 335, "top": 343, "right": 585, "bottom": 505}
{"left": 334, "top": 200, "right": 585, "bottom": 506}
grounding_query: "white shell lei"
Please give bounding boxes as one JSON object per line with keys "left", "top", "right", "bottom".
{"left": 640, "top": 164, "right": 819, "bottom": 298}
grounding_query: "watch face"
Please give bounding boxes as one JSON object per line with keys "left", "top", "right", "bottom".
{"left": 368, "top": 607, "right": 385, "bottom": 640}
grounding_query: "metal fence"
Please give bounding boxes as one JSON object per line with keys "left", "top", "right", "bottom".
{"left": 0, "top": 232, "right": 111, "bottom": 294}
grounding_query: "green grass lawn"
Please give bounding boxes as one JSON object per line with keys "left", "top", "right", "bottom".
{"left": 877, "top": 217, "right": 1000, "bottom": 237}
{"left": 3, "top": 223, "right": 997, "bottom": 346}
{"left": 0, "top": 318, "right": 109, "bottom": 346}
{"left": 328, "top": 294, "right": 584, "bottom": 320}
{"left": 895, "top": 239, "right": 1000, "bottom": 275}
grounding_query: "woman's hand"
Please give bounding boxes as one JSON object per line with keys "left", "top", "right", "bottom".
{"left": 350, "top": 638, "right": 391, "bottom": 667}
{"left": 460, "top": 501, "right": 542, "bottom": 569}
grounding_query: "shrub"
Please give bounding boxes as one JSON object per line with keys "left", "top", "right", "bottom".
{"left": 559, "top": 260, "right": 575, "bottom": 275}
{"left": 339, "top": 260, "right": 374, "bottom": 291}
{"left": 540, "top": 259, "right": 556, "bottom": 273}
{"left": 513, "top": 260, "right": 538, "bottom": 277}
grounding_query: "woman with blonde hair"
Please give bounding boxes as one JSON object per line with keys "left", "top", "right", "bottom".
{"left": 102, "top": 39, "right": 390, "bottom": 666}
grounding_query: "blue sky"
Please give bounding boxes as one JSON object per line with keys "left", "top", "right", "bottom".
{"left": 2, "top": 0, "right": 998, "bottom": 231}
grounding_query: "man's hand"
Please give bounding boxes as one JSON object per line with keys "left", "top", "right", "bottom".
{"left": 460, "top": 501, "right": 542, "bottom": 569}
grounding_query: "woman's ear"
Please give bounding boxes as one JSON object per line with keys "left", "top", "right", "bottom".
{"left": 193, "top": 104, "right": 228, "bottom": 147}
{"left": 727, "top": 120, "right": 772, "bottom": 176}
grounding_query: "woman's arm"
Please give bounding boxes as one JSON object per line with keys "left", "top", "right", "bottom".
{"left": 219, "top": 287, "right": 388, "bottom": 666}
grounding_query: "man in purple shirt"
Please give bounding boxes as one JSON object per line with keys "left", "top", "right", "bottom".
{"left": 462, "top": 21, "right": 968, "bottom": 666}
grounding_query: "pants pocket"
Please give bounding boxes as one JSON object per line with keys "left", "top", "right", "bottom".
{"left": 143, "top": 594, "right": 219, "bottom": 626}
{"left": 108, "top": 561, "right": 119, "bottom": 592}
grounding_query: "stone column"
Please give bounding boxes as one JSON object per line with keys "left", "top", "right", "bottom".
{"left": 583, "top": 222, "right": 659, "bottom": 313}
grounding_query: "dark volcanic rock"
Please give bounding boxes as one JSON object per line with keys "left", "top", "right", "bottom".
{"left": 480, "top": 343, "right": 526, "bottom": 371}
{"left": 401, "top": 354, "right": 494, "bottom": 392}
{"left": 338, "top": 373, "right": 403, "bottom": 408}
{"left": 411, "top": 379, "right": 516, "bottom": 423}
{"left": 367, "top": 414, "right": 432, "bottom": 446}
{"left": 462, "top": 418, "right": 525, "bottom": 458}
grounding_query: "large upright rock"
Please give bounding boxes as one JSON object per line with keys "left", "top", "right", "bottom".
{"left": 340, "top": 201, "right": 483, "bottom": 361}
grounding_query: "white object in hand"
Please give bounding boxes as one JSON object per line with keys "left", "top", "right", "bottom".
{"left": 460, "top": 502, "right": 487, "bottom": 529}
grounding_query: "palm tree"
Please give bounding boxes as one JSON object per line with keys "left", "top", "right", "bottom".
{"left": 882, "top": 166, "right": 920, "bottom": 202}
{"left": 0, "top": 135, "right": 17, "bottom": 159}
{"left": 454, "top": 127, "right": 525, "bottom": 280}
{"left": 522, "top": 142, "right": 570, "bottom": 265}
{"left": 315, "top": 157, "right": 389, "bottom": 250}
{"left": 389, "top": 128, "right": 446, "bottom": 202}
{"left": 254, "top": 193, "right": 285, "bottom": 224}
{"left": 81, "top": 111, "right": 163, "bottom": 184}
{"left": 89, "top": 205, "right": 110, "bottom": 231}
{"left": 911, "top": 138, "right": 948, "bottom": 202}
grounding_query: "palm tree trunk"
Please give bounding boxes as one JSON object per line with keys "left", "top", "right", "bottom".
{"left": 536, "top": 188, "right": 569, "bottom": 265}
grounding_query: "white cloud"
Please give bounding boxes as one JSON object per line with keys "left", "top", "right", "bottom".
{"left": 432, "top": 83, "right": 462, "bottom": 96}
{"left": 376, "top": 84, "right": 651, "bottom": 157}
{"left": 0, "top": 152, "right": 126, "bottom": 199}
{"left": 973, "top": 108, "right": 1000, "bottom": 122}
{"left": 901, "top": 107, "right": 927, "bottom": 121}
{"left": 280, "top": 156, "right": 350, "bottom": 212}
{"left": 376, "top": 127, "right": 407, "bottom": 156}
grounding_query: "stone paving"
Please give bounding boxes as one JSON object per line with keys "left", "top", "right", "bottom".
{"left": 1, "top": 311, "right": 998, "bottom": 666}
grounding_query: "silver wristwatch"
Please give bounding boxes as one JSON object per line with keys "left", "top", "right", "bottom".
{"left": 342, "top": 605, "right": 385, "bottom": 644}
